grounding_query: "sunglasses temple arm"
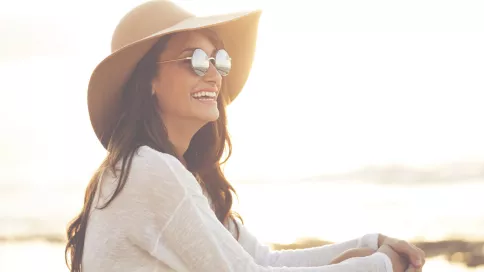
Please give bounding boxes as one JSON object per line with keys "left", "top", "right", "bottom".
{"left": 156, "top": 57, "right": 192, "bottom": 64}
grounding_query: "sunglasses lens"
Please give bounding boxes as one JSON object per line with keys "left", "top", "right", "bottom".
{"left": 190, "top": 49, "right": 231, "bottom": 76}
{"left": 191, "top": 49, "right": 210, "bottom": 76}
{"left": 215, "top": 49, "right": 231, "bottom": 76}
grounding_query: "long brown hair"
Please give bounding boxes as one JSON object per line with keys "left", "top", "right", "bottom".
{"left": 65, "top": 30, "right": 243, "bottom": 272}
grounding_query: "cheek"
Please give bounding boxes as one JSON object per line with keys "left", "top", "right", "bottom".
{"left": 156, "top": 70, "right": 198, "bottom": 111}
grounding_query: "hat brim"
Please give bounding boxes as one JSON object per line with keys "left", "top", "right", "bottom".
{"left": 87, "top": 10, "right": 262, "bottom": 149}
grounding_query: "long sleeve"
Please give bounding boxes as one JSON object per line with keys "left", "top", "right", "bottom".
{"left": 230, "top": 219, "right": 380, "bottom": 267}
{"left": 122, "top": 146, "right": 393, "bottom": 272}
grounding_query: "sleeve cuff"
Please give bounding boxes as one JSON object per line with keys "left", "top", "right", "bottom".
{"left": 372, "top": 252, "right": 394, "bottom": 272}
{"left": 357, "top": 233, "right": 380, "bottom": 250}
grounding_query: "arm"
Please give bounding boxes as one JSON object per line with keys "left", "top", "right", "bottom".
{"left": 124, "top": 147, "right": 393, "bottom": 271}
{"left": 230, "top": 218, "right": 381, "bottom": 267}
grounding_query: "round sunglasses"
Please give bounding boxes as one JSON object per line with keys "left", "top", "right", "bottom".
{"left": 156, "top": 48, "right": 231, "bottom": 77}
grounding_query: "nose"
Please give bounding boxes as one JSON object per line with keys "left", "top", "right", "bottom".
{"left": 203, "top": 60, "right": 222, "bottom": 88}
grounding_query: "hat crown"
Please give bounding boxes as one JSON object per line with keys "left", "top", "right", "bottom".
{"left": 111, "top": 0, "right": 193, "bottom": 53}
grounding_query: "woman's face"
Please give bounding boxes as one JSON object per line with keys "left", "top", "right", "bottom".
{"left": 152, "top": 31, "right": 223, "bottom": 126}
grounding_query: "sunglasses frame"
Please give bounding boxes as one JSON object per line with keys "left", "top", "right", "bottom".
{"left": 156, "top": 48, "right": 231, "bottom": 77}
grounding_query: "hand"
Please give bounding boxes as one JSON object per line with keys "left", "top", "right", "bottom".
{"left": 378, "top": 244, "right": 409, "bottom": 272}
{"left": 378, "top": 234, "right": 426, "bottom": 269}
{"left": 404, "top": 265, "right": 423, "bottom": 272}
{"left": 329, "top": 247, "right": 376, "bottom": 264}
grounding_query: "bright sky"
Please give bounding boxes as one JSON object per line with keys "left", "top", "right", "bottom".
{"left": 1, "top": 0, "right": 484, "bottom": 185}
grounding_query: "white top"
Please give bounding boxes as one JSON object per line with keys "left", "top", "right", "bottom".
{"left": 82, "top": 145, "right": 393, "bottom": 271}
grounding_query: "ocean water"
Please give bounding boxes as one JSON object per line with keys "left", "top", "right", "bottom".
{"left": 233, "top": 181, "right": 484, "bottom": 244}
{"left": 1, "top": 180, "right": 483, "bottom": 271}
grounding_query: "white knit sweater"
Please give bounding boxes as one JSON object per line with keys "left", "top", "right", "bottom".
{"left": 82, "top": 146, "right": 393, "bottom": 271}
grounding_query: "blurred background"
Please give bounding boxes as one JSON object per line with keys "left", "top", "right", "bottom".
{"left": 1, "top": 0, "right": 484, "bottom": 271}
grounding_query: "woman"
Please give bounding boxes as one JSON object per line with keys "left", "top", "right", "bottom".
{"left": 65, "top": 1, "right": 426, "bottom": 271}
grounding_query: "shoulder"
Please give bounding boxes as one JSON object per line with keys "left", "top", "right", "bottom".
{"left": 128, "top": 145, "right": 188, "bottom": 178}
{"left": 132, "top": 145, "right": 181, "bottom": 169}
{"left": 124, "top": 145, "right": 201, "bottom": 195}
{"left": 117, "top": 146, "right": 184, "bottom": 194}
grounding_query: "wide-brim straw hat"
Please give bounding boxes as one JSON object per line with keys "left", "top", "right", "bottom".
{"left": 87, "top": 0, "right": 262, "bottom": 149}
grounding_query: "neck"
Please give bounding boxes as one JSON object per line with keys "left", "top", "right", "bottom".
{"left": 161, "top": 115, "right": 205, "bottom": 164}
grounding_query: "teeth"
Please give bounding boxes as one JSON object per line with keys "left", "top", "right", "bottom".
{"left": 192, "top": 91, "right": 217, "bottom": 98}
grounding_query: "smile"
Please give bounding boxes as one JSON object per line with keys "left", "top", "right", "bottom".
{"left": 191, "top": 91, "right": 217, "bottom": 101}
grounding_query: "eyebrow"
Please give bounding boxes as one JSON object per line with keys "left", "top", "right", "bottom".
{"left": 179, "top": 47, "right": 217, "bottom": 56}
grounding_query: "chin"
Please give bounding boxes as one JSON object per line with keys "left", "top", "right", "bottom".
{"left": 201, "top": 112, "right": 220, "bottom": 122}
{"left": 192, "top": 105, "right": 219, "bottom": 123}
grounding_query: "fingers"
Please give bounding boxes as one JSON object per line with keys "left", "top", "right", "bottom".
{"left": 418, "top": 247, "right": 426, "bottom": 265}
{"left": 405, "top": 265, "right": 423, "bottom": 272}
{"left": 381, "top": 236, "right": 427, "bottom": 269}
{"left": 405, "top": 265, "right": 417, "bottom": 272}
{"left": 391, "top": 240, "right": 423, "bottom": 268}
{"left": 411, "top": 243, "right": 426, "bottom": 266}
